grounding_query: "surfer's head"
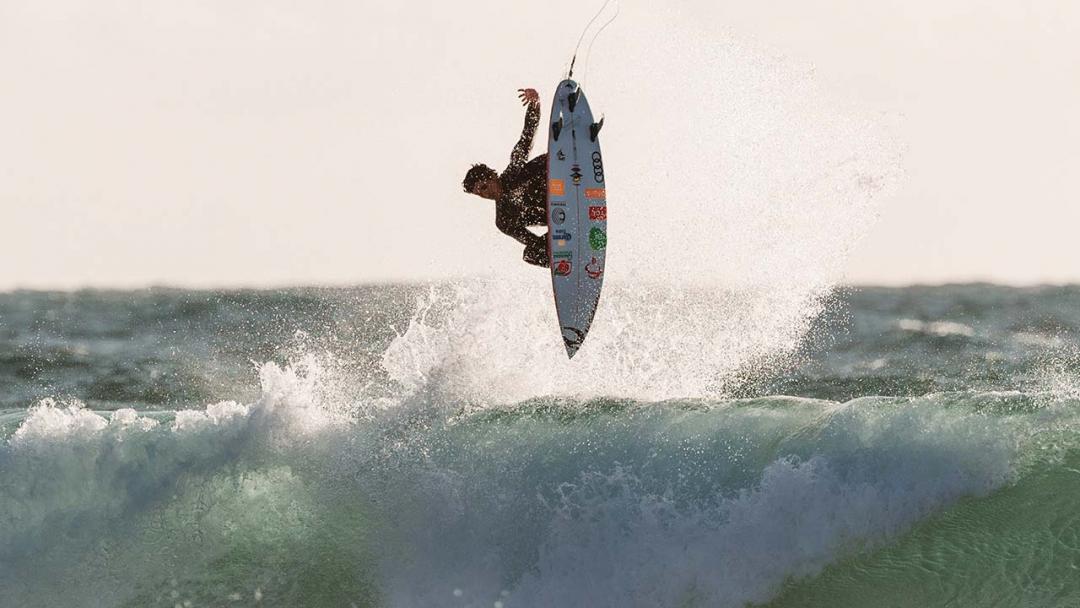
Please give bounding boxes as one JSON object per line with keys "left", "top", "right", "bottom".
{"left": 463, "top": 164, "right": 502, "bottom": 200}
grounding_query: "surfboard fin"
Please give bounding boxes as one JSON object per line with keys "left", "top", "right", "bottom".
{"left": 589, "top": 116, "right": 604, "bottom": 142}
{"left": 552, "top": 116, "right": 564, "bottom": 142}
{"left": 568, "top": 90, "right": 579, "bottom": 113}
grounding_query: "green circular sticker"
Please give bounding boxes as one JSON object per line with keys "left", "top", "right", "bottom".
{"left": 589, "top": 227, "right": 607, "bottom": 251}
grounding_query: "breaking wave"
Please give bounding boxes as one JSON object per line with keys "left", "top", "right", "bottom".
{"left": 6, "top": 354, "right": 1080, "bottom": 606}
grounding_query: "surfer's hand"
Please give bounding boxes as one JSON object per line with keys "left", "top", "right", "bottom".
{"left": 517, "top": 88, "right": 539, "bottom": 106}
{"left": 523, "top": 238, "right": 549, "bottom": 268}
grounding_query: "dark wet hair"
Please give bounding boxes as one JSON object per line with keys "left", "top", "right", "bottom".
{"left": 463, "top": 164, "right": 498, "bottom": 193}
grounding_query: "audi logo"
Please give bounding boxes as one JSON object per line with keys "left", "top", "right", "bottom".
{"left": 591, "top": 151, "right": 604, "bottom": 183}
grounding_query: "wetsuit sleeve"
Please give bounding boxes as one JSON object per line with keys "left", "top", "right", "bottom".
{"left": 509, "top": 101, "right": 541, "bottom": 169}
{"left": 496, "top": 209, "right": 544, "bottom": 249}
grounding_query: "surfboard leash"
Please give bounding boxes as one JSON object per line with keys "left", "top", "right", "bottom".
{"left": 581, "top": 0, "right": 619, "bottom": 88}
{"left": 567, "top": 0, "right": 617, "bottom": 79}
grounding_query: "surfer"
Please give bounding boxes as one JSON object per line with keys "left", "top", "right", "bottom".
{"left": 462, "top": 88, "right": 550, "bottom": 268}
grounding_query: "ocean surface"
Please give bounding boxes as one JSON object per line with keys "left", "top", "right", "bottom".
{"left": 3, "top": 283, "right": 1080, "bottom": 607}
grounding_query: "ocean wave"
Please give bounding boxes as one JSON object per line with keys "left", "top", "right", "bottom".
{"left": 4, "top": 356, "right": 1076, "bottom": 607}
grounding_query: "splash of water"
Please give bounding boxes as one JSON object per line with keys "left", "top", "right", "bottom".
{"left": 386, "top": 6, "right": 902, "bottom": 404}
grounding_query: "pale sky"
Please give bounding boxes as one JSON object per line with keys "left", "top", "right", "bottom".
{"left": 1, "top": 0, "right": 1077, "bottom": 289}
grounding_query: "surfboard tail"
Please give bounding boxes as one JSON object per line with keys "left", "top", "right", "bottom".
{"left": 562, "top": 327, "right": 585, "bottom": 359}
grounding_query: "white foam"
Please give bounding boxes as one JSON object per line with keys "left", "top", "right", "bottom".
{"left": 897, "top": 318, "right": 976, "bottom": 337}
{"left": 11, "top": 399, "right": 109, "bottom": 443}
{"left": 172, "top": 401, "right": 249, "bottom": 431}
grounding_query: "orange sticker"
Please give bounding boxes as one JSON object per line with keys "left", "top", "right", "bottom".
{"left": 585, "top": 188, "right": 606, "bottom": 200}
{"left": 549, "top": 179, "right": 565, "bottom": 196}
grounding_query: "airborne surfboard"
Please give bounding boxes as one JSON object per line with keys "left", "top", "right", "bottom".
{"left": 547, "top": 79, "right": 606, "bottom": 359}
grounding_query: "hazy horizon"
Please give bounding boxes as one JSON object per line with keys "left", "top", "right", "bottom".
{"left": 3, "top": 0, "right": 1077, "bottom": 290}
{"left": 4, "top": 277, "right": 1080, "bottom": 293}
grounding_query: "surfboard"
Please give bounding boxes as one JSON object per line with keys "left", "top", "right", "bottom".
{"left": 547, "top": 79, "right": 606, "bottom": 359}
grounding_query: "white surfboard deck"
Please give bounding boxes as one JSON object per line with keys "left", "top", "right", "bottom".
{"left": 547, "top": 79, "right": 607, "bottom": 359}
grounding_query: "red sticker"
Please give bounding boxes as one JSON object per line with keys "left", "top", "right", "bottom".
{"left": 585, "top": 188, "right": 606, "bottom": 200}
{"left": 588, "top": 206, "right": 607, "bottom": 221}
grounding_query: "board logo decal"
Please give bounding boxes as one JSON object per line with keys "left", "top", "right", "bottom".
{"left": 553, "top": 229, "right": 572, "bottom": 245}
{"left": 588, "top": 227, "right": 607, "bottom": 250}
{"left": 585, "top": 188, "right": 605, "bottom": 200}
{"left": 571, "top": 165, "right": 583, "bottom": 185}
{"left": 591, "top": 151, "right": 604, "bottom": 183}
{"left": 588, "top": 206, "right": 607, "bottom": 221}
{"left": 557, "top": 149, "right": 566, "bottom": 161}
{"left": 586, "top": 257, "right": 604, "bottom": 279}
{"left": 554, "top": 259, "right": 572, "bottom": 276}
{"left": 549, "top": 179, "right": 565, "bottom": 196}
{"left": 551, "top": 208, "right": 566, "bottom": 225}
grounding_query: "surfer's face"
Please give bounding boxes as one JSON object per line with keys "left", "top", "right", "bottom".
{"left": 472, "top": 179, "right": 502, "bottom": 201}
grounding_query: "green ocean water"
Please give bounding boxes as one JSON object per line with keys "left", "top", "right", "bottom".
{"left": 2, "top": 284, "right": 1080, "bottom": 607}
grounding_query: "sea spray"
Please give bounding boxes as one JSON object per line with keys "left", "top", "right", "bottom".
{"left": 383, "top": 4, "right": 902, "bottom": 404}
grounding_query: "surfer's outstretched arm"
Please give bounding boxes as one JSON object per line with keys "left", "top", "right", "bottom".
{"left": 509, "top": 88, "right": 540, "bottom": 169}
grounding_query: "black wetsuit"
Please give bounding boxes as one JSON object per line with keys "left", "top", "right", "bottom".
{"left": 495, "top": 101, "right": 549, "bottom": 268}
